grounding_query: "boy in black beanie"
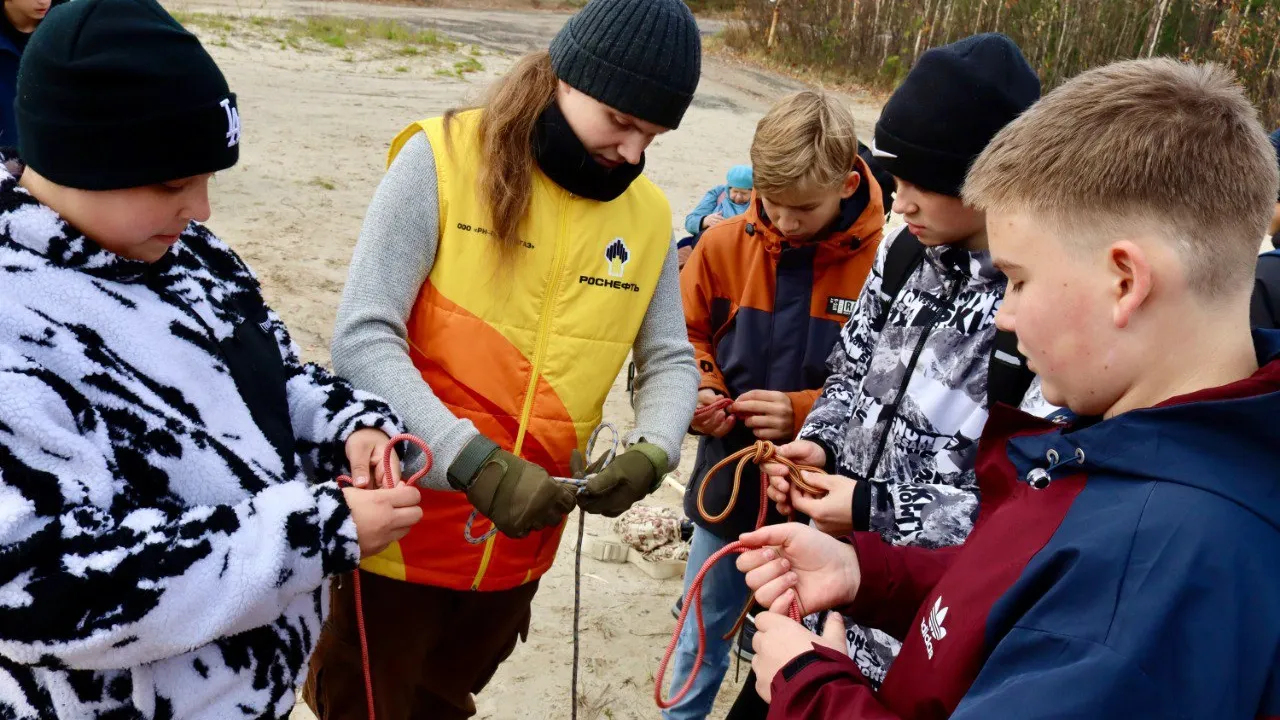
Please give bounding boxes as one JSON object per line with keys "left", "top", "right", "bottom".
{"left": 0, "top": 1, "right": 426, "bottom": 718}
{"left": 723, "top": 33, "right": 1057, "bottom": 719}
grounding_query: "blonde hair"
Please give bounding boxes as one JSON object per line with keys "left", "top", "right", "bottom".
{"left": 444, "top": 51, "right": 558, "bottom": 258}
{"left": 964, "top": 58, "right": 1278, "bottom": 298}
{"left": 751, "top": 91, "right": 859, "bottom": 195}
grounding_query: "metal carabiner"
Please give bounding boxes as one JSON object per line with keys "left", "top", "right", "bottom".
{"left": 463, "top": 422, "right": 619, "bottom": 544}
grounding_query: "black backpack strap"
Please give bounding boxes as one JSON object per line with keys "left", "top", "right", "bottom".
{"left": 873, "top": 229, "right": 926, "bottom": 331}
{"left": 987, "top": 329, "right": 1035, "bottom": 408}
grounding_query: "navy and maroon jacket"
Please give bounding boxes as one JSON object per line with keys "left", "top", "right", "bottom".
{"left": 681, "top": 159, "right": 884, "bottom": 538}
{"left": 771, "top": 331, "right": 1280, "bottom": 719}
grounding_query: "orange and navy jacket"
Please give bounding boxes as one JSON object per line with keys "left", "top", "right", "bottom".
{"left": 360, "top": 110, "right": 674, "bottom": 591}
{"left": 770, "top": 336, "right": 1280, "bottom": 720}
{"left": 681, "top": 159, "right": 884, "bottom": 538}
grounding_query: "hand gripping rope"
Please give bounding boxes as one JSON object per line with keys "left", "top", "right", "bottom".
{"left": 691, "top": 395, "right": 735, "bottom": 422}
{"left": 335, "top": 434, "right": 434, "bottom": 720}
{"left": 654, "top": 441, "right": 826, "bottom": 709}
{"left": 458, "top": 423, "right": 620, "bottom": 720}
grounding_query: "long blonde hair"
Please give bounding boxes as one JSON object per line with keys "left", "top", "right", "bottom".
{"left": 444, "top": 51, "right": 558, "bottom": 257}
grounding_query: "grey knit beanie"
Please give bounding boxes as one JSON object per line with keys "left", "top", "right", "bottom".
{"left": 549, "top": 0, "right": 702, "bottom": 130}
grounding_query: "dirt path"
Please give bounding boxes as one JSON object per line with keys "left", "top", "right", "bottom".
{"left": 160, "top": 3, "right": 883, "bottom": 717}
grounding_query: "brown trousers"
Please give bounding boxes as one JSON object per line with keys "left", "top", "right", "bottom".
{"left": 303, "top": 570, "right": 540, "bottom": 720}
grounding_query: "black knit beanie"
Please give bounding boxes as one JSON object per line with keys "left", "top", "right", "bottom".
{"left": 16, "top": 0, "right": 239, "bottom": 191}
{"left": 549, "top": 0, "right": 701, "bottom": 130}
{"left": 872, "top": 33, "right": 1039, "bottom": 197}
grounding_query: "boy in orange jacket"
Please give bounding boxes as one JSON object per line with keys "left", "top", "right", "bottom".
{"left": 664, "top": 90, "right": 885, "bottom": 720}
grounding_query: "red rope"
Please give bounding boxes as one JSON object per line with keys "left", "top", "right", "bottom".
{"left": 692, "top": 396, "right": 735, "bottom": 421}
{"left": 654, "top": 539, "right": 801, "bottom": 709}
{"left": 655, "top": 441, "right": 823, "bottom": 709}
{"left": 336, "top": 433, "right": 433, "bottom": 720}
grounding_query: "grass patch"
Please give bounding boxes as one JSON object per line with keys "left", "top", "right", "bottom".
{"left": 454, "top": 57, "right": 483, "bottom": 75}
{"left": 170, "top": 11, "right": 236, "bottom": 34}
{"left": 285, "top": 16, "right": 457, "bottom": 52}
{"left": 172, "top": 12, "right": 460, "bottom": 55}
{"left": 433, "top": 57, "right": 484, "bottom": 79}
{"left": 395, "top": 65, "right": 410, "bottom": 73}
{"left": 309, "top": 177, "right": 337, "bottom": 191}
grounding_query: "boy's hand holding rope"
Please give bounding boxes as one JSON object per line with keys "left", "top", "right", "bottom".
{"left": 654, "top": 440, "right": 830, "bottom": 709}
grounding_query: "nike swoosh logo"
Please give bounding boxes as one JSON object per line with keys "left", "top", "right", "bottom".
{"left": 869, "top": 139, "right": 898, "bottom": 159}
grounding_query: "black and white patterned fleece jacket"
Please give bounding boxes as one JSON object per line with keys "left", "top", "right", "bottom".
{"left": 0, "top": 165, "right": 402, "bottom": 719}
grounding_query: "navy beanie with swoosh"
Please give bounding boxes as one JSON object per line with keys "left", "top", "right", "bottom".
{"left": 872, "top": 33, "right": 1040, "bottom": 198}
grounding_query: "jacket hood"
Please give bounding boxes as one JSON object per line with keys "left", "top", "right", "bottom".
{"left": 1004, "top": 329, "right": 1280, "bottom": 532}
{"left": 747, "top": 155, "right": 885, "bottom": 257}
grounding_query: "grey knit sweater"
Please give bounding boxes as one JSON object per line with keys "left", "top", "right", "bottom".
{"left": 332, "top": 133, "right": 697, "bottom": 490}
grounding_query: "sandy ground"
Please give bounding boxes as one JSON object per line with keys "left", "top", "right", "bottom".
{"left": 159, "top": 2, "right": 884, "bottom": 717}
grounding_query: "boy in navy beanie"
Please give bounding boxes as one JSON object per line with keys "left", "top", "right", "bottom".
{"left": 722, "top": 33, "right": 1053, "bottom": 719}
{"left": 0, "top": 1, "right": 426, "bottom": 717}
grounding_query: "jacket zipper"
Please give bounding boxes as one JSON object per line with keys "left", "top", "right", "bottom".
{"left": 471, "top": 189, "right": 572, "bottom": 590}
{"left": 864, "top": 271, "right": 966, "bottom": 511}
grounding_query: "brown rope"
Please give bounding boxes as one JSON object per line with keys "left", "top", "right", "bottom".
{"left": 691, "top": 440, "right": 828, "bottom": 640}
{"left": 695, "top": 440, "right": 826, "bottom": 525}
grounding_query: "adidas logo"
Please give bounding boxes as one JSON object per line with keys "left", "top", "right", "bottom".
{"left": 919, "top": 596, "right": 949, "bottom": 660}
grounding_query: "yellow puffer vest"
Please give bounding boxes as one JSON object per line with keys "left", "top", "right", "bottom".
{"left": 359, "top": 110, "right": 672, "bottom": 591}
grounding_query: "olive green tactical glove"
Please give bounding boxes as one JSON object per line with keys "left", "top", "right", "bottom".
{"left": 577, "top": 442, "right": 668, "bottom": 517}
{"left": 447, "top": 436, "right": 576, "bottom": 538}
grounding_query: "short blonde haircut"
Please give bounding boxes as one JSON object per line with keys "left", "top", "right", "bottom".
{"left": 751, "top": 91, "right": 859, "bottom": 195}
{"left": 964, "top": 58, "right": 1278, "bottom": 298}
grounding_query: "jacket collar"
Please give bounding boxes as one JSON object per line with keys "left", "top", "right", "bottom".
{"left": 924, "top": 239, "right": 1004, "bottom": 285}
{"left": 991, "top": 330, "right": 1280, "bottom": 530}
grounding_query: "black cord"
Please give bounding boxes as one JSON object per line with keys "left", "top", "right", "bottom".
{"left": 571, "top": 507, "right": 586, "bottom": 720}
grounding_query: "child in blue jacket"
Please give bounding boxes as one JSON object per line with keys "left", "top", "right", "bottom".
{"left": 678, "top": 164, "right": 752, "bottom": 265}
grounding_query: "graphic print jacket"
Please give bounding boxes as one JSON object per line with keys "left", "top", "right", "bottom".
{"left": 0, "top": 166, "right": 401, "bottom": 719}
{"left": 796, "top": 225, "right": 1053, "bottom": 685}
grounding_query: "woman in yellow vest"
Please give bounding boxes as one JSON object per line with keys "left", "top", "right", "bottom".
{"left": 303, "top": 0, "right": 701, "bottom": 716}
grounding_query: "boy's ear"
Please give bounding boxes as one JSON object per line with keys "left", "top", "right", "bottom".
{"left": 840, "top": 171, "right": 861, "bottom": 199}
{"left": 1108, "top": 240, "right": 1153, "bottom": 330}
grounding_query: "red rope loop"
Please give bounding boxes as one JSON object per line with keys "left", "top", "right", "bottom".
{"left": 654, "top": 540, "right": 802, "bottom": 709}
{"left": 335, "top": 433, "right": 432, "bottom": 720}
{"left": 657, "top": 439, "right": 827, "bottom": 709}
{"left": 336, "top": 433, "right": 433, "bottom": 489}
{"left": 691, "top": 395, "right": 735, "bottom": 421}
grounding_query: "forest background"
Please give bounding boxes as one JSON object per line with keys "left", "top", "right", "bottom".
{"left": 696, "top": 0, "right": 1280, "bottom": 127}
